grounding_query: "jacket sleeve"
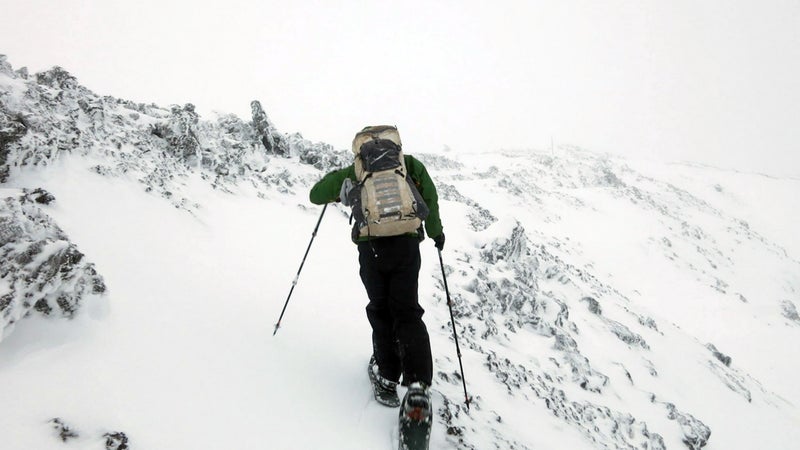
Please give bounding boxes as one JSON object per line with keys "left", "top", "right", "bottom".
{"left": 406, "top": 155, "right": 443, "bottom": 239}
{"left": 309, "top": 165, "right": 356, "bottom": 205}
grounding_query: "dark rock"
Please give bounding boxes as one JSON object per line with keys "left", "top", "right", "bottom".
{"left": 250, "top": 100, "right": 288, "bottom": 156}
{"left": 162, "top": 104, "right": 200, "bottom": 160}
{"left": 36, "top": 66, "right": 79, "bottom": 90}
{"left": 581, "top": 296, "right": 602, "bottom": 315}
{"left": 666, "top": 403, "right": 711, "bottom": 449}
{"left": 34, "top": 298, "right": 53, "bottom": 315}
{"left": 782, "top": 300, "right": 800, "bottom": 324}
{"left": 1, "top": 111, "right": 29, "bottom": 146}
{"left": 296, "top": 143, "right": 348, "bottom": 171}
{"left": 608, "top": 321, "right": 649, "bottom": 349}
{"left": 0, "top": 293, "right": 12, "bottom": 312}
{"left": 49, "top": 418, "right": 78, "bottom": 442}
{"left": 706, "top": 343, "right": 732, "bottom": 367}
{"left": 638, "top": 316, "right": 659, "bottom": 331}
{"left": 21, "top": 188, "right": 55, "bottom": 205}
{"left": 104, "top": 432, "right": 130, "bottom": 450}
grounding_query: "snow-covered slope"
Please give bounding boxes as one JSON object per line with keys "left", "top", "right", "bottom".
{"left": 1, "top": 55, "right": 799, "bottom": 449}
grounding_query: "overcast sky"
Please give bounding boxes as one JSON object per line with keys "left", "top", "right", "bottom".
{"left": 1, "top": 0, "right": 798, "bottom": 176}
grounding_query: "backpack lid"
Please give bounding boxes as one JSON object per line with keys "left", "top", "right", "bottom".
{"left": 352, "top": 125, "right": 401, "bottom": 154}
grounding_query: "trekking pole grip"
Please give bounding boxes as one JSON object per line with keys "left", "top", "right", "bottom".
{"left": 438, "top": 248, "right": 472, "bottom": 410}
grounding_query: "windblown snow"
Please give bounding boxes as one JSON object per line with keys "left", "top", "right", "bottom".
{"left": 1, "top": 54, "right": 799, "bottom": 449}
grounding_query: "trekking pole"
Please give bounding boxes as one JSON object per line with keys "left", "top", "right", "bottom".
{"left": 438, "top": 248, "right": 472, "bottom": 410}
{"left": 273, "top": 203, "right": 328, "bottom": 336}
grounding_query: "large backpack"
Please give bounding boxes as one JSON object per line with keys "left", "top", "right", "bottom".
{"left": 345, "top": 125, "right": 429, "bottom": 239}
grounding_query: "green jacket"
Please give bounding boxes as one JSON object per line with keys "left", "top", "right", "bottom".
{"left": 309, "top": 155, "right": 443, "bottom": 240}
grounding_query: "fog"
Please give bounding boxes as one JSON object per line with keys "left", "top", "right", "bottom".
{"left": 2, "top": 0, "right": 798, "bottom": 175}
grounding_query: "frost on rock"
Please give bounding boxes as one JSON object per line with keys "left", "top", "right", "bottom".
{"left": 250, "top": 99, "right": 288, "bottom": 157}
{"left": 0, "top": 59, "right": 344, "bottom": 206}
{"left": 581, "top": 296, "right": 602, "bottom": 314}
{"left": 49, "top": 418, "right": 79, "bottom": 443}
{"left": 665, "top": 403, "right": 711, "bottom": 449}
{"left": 437, "top": 183, "right": 497, "bottom": 232}
{"left": 604, "top": 320, "right": 649, "bottom": 349}
{"left": 151, "top": 103, "right": 201, "bottom": 161}
{"left": 481, "top": 222, "right": 532, "bottom": 265}
{"left": 438, "top": 222, "right": 670, "bottom": 447}
{"left": 705, "top": 343, "right": 732, "bottom": 367}
{"left": 482, "top": 352, "right": 665, "bottom": 450}
{"left": 0, "top": 194, "right": 106, "bottom": 342}
{"left": 104, "top": 432, "right": 130, "bottom": 450}
{"left": 430, "top": 209, "right": 727, "bottom": 448}
{"left": 781, "top": 300, "right": 800, "bottom": 324}
{"left": 35, "top": 66, "right": 80, "bottom": 90}
{"left": 463, "top": 223, "right": 540, "bottom": 332}
{"left": 706, "top": 360, "right": 752, "bottom": 403}
{"left": 47, "top": 418, "right": 129, "bottom": 449}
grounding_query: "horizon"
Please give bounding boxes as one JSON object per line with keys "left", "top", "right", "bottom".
{"left": 1, "top": 0, "right": 798, "bottom": 177}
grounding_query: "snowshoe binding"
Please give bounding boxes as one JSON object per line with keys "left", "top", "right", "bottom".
{"left": 398, "top": 382, "right": 432, "bottom": 450}
{"left": 368, "top": 355, "right": 401, "bottom": 407}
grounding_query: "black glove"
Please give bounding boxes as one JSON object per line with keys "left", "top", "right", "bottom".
{"left": 433, "top": 233, "right": 445, "bottom": 251}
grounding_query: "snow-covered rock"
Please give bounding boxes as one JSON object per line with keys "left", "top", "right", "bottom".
{"left": 0, "top": 189, "right": 105, "bottom": 341}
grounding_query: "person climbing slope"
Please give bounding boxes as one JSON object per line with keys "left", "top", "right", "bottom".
{"left": 309, "top": 125, "right": 444, "bottom": 448}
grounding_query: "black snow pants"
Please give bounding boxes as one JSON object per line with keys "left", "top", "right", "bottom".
{"left": 358, "top": 235, "right": 433, "bottom": 386}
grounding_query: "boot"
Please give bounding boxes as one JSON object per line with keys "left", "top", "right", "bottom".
{"left": 401, "top": 382, "right": 431, "bottom": 422}
{"left": 368, "top": 355, "right": 401, "bottom": 407}
{"left": 399, "top": 382, "right": 432, "bottom": 449}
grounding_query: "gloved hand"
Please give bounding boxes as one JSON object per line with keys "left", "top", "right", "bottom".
{"left": 433, "top": 233, "right": 445, "bottom": 251}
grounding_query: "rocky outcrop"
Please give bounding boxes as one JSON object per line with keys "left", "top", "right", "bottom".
{"left": 0, "top": 55, "right": 352, "bottom": 342}
{"left": 0, "top": 191, "right": 106, "bottom": 341}
{"left": 251, "top": 100, "right": 287, "bottom": 156}
{"left": 152, "top": 103, "right": 201, "bottom": 161}
{"left": 665, "top": 403, "right": 711, "bottom": 449}
{"left": 0, "top": 56, "right": 343, "bottom": 204}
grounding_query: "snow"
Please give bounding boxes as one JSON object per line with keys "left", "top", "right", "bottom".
{"left": 1, "top": 146, "right": 799, "bottom": 449}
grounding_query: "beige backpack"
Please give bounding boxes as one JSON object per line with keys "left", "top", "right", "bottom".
{"left": 345, "top": 125, "right": 429, "bottom": 239}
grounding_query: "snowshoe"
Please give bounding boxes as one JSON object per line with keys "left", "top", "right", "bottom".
{"left": 368, "top": 355, "right": 401, "bottom": 407}
{"left": 398, "top": 382, "right": 432, "bottom": 450}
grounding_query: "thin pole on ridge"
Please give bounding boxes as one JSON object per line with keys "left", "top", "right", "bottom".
{"left": 438, "top": 248, "right": 472, "bottom": 410}
{"left": 273, "top": 203, "right": 328, "bottom": 336}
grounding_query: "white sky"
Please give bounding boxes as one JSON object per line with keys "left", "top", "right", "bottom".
{"left": 1, "top": 0, "right": 798, "bottom": 176}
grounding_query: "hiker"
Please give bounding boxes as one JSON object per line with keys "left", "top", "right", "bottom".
{"left": 308, "top": 125, "right": 444, "bottom": 411}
